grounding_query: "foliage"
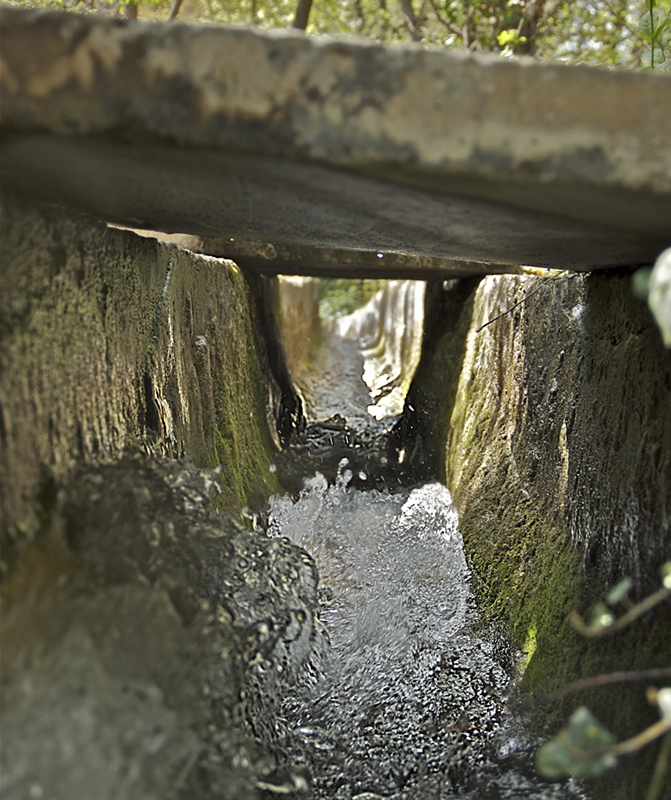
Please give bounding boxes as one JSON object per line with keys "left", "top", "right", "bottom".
{"left": 318, "top": 278, "right": 385, "bottom": 320}
{"left": 633, "top": 248, "right": 671, "bottom": 349}
{"left": 639, "top": 0, "right": 671, "bottom": 68}
{"left": 8, "top": 0, "right": 168, "bottom": 17}
{"left": 9, "top": 0, "right": 671, "bottom": 69}
{"left": 538, "top": 706, "right": 617, "bottom": 779}
{"left": 537, "top": 563, "right": 671, "bottom": 799}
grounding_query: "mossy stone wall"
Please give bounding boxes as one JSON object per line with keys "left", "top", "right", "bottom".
{"left": 409, "top": 271, "right": 671, "bottom": 798}
{"left": 0, "top": 195, "right": 281, "bottom": 560}
{"left": 0, "top": 195, "right": 324, "bottom": 800}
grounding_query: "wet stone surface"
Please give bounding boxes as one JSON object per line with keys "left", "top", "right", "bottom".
{"left": 1, "top": 455, "right": 325, "bottom": 800}
{"left": 274, "top": 333, "right": 418, "bottom": 495}
{"left": 1, "top": 297, "right": 591, "bottom": 800}
{"left": 274, "top": 412, "right": 404, "bottom": 495}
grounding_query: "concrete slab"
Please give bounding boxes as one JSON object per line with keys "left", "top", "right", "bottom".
{"left": 1, "top": 6, "right": 670, "bottom": 275}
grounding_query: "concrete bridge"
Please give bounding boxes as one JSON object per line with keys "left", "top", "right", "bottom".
{"left": 1, "top": 5, "right": 670, "bottom": 278}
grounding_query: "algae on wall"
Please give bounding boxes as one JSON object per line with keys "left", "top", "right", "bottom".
{"left": 0, "top": 195, "right": 318, "bottom": 799}
{"left": 0, "top": 194, "right": 281, "bottom": 556}
{"left": 409, "top": 271, "right": 671, "bottom": 798}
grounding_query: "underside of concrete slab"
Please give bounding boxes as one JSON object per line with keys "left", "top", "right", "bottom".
{"left": 1, "top": 6, "right": 670, "bottom": 275}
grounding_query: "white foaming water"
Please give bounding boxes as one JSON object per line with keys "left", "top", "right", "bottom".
{"left": 270, "top": 471, "right": 471, "bottom": 693}
{"left": 267, "top": 467, "right": 589, "bottom": 799}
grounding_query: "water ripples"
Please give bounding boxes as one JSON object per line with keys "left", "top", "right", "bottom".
{"left": 267, "top": 465, "right": 588, "bottom": 799}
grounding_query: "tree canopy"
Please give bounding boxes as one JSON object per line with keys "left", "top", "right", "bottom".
{"left": 18, "top": 0, "right": 667, "bottom": 69}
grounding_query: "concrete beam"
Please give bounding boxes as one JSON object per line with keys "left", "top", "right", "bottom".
{"left": 1, "top": 6, "right": 670, "bottom": 275}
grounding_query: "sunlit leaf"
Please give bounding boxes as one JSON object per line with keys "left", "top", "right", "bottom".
{"left": 497, "top": 28, "right": 526, "bottom": 47}
{"left": 606, "top": 577, "right": 633, "bottom": 606}
{"left": 640, "top": 8, "right": 662, "bottom": 41}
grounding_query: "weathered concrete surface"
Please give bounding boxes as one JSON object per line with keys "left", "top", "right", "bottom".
{"left": 0, "top": 197, "right": 320, "bottom": 799}
{"left": 1, "top": 456, "right": 324, "bottom": 800}
{"left": 1, "top": 6, "right": 670, "bottom": 274}
{"left": 333, "top": 280, "right": 425, "bottom": 419}
{"left": 0, "top": 194, "right": 283, "bottom": 553}
{"left": 405, "top": 273, "right": 671, "bottom": 798}
{"left": 276, "top": 276, "right": 322, "bottom": 391}
{"left": 178, "top": 238, "right": 521, "bottom": 281}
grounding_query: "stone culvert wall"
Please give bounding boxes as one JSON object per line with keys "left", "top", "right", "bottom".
{"left": 0, "top": 194, "right": 282, "bottom": 553}
{"left": 1, "top": 457, "right": 325, "bottom": 800}
{"left": 276, "top": 275, "right": 322, "bottom": 397}
{"left": 1, "top": 196, "right": 322, "bottom": 799}
{"left": 408, "top": 271, "right": 671, "bottom": 799}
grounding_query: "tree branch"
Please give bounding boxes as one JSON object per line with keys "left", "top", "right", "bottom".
{"left": 552, "top": 667, "right": 671, "bottom": 698}
{"left": 568, "top": 586, "right": 671, "bottom": 638}
{"left": 399, "top": 0, "right": 424, "bottom": 41}
{"left": 292, "top": 0, "right": 313, "bottom": 31}
{"left": 167, "top": 0, "right": 182, "bottom": 22}
{"left": 427, "top": 0, "right": 466, "bottom": 39}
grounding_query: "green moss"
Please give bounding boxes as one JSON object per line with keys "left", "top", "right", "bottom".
{"left": 1, "top": 197, "right": 283, "bottom": 549}
{"left": 409, "top": 272, "right": 671, "bottom": 798}
{"left": 154, "top": 251, "right": 282, "bottom": 514}
{"left": 521, "top": 622, "right": 537, "bottom": 671}
{"left": 456, "top": 463, "right": 584, "bottom": 702}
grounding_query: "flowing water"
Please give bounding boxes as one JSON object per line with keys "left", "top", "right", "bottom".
{"left": 265, "top": 283, "right": 589, "bottom": 799}
{"left": 267, "top": 468, "right": 587, "bottom": 800}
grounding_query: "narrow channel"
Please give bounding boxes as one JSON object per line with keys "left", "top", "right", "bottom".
{"left": 265, "top": 279, "right": 588, "bottom": 799}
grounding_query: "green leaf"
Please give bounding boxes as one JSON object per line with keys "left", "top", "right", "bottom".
{"left": 656, "top": 16, "right": 671, "bottom": 36}
{"left": 537, "top": 738, "right": 581, "bottom": 778}
{"left": 537, "top": 707, "right": 617, "bottom": 779}
{"left": 586, "top": 601, "right": 614, "bottom": 631}
{"left": 658, "top": 60, "right": 671, "bottom": 70}
{"left": 497, "top": 28, "right": 527, "bottom": 47}
{"left": 632, "top": 268, "right": 652, "bottom": 300}
{"left": 606, "top": 577, "right": 633, "bottom": 606}
{"left": 567, "top": 707, "right": 616, "bottom": 752}
{"left": 662, "top": 561, "right": 671, "bottom": 589}
{"left": 640, "top": 8, "right": 662, "bottom": 41}
{"left": 642, "top": 46, "right": 667, "bottom": 65}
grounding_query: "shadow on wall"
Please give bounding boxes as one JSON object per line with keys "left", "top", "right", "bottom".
{"left": 0, "top": 195, "right": 282, "bottom": 557}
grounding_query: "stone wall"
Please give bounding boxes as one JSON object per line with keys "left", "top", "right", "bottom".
{"left": 0, "top": 196, "right": 322, "bottom": 800}
{"left": 276, "top": 275, "right": 322, "bottom": 395}
{"left": 0, "top": 194, "right": 282, "bottom": 555}
{"left": 334, "top": 280, "right": 425, "bottom": 419}
{"left": 408, "top": 271, "right": 671, "bottom": 798}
